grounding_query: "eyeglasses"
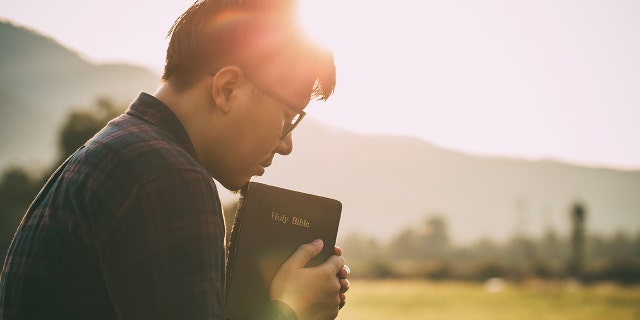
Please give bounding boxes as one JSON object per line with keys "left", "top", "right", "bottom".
{"left": 243, "top": 73, "right": 307, "bottom": 139}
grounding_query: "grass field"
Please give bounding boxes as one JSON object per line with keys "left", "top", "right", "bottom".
{"left": 336, "top": 279, "right": 640, "bottom": 320}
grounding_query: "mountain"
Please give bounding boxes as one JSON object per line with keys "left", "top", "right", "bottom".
{"left": 2, "top": 20, "right": 639, "bottom": 244}
{"left": 252, "top": 122, "right": 640, "bottom": 243}
{"left": 0, "top": 20, "right": 159, "bottom": 169}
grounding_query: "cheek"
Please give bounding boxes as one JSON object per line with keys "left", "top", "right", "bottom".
{"left": 213, "top": 130, "right": 278, "bottom": 183}
{"left": 240, "top": 110, "right": 283, "bottom": 156}
{"left": 208, "top": 103, "right": 283, "bottom": 184}
{"left": 235, "top": 130, "right": 279, "bottom": 163}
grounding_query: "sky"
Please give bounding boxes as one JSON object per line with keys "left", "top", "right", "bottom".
{"left": 2, "top": 0, "right": 639, "bottom": 170}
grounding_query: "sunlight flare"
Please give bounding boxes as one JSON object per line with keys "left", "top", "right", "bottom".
{"left": 297, "top": 0, "right": 341, "bottom": 48}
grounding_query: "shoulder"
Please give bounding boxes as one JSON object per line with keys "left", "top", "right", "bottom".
{"left": 80, "top": 112, "right": 205, "bottom": 182}
{"left": 61, "top": 111, "right": 214, "bottom": 217}
{"left": 65, "top": 113, "right": 220, "bottom": 243}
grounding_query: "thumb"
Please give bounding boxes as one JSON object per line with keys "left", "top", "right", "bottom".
{"left": 283, "top": 239, "right": 324, "bottom": 269}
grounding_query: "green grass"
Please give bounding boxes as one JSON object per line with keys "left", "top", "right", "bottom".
{"left": 336, "top": 279, "right": 640, "bottom": 320}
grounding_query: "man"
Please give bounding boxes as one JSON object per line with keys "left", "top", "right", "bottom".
{"left": 0, "top": 0, "right": 349, "bottom": 319}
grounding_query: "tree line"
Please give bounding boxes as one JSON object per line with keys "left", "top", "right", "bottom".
{"left": 340, "top": 212, "right": 640, "bottom": 284}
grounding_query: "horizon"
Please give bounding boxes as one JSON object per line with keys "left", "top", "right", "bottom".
{"left": 1, "top": 0, "right": 639, "bottom": 170}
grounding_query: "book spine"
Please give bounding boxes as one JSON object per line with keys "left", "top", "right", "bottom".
{"left": 224, "top": 183, "right": 249, "bottom": 303}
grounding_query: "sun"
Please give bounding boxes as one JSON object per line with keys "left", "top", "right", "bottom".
{"left": 297, "top": 0, "right": 341, "bottom": 48}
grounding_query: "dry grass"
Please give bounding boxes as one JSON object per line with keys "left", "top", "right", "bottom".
{"left": 336, "top": 279, "right": 640, "bottom": 320}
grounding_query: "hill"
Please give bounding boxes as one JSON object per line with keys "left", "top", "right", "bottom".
{"left": 251, "top": 121, "right": 640, "bottom": 244}
{"left": 2, "top": 20, "right": 639, "bottom": 244}
{"left": 0, "top": 20, "right": 159, "bottom": 169}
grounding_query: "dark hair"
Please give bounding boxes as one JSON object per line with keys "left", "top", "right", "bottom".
{"left": 162, "top": 0, "right": 335, "bottom": 101}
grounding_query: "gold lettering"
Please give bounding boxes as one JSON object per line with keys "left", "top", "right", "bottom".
{"left": 271, "top": 212, "right": 289, "bottom": 224}
{"left": 291, "top": 217, "right": 310, "bottom": 228}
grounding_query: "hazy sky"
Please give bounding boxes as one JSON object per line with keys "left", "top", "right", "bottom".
{"left": 2, "top": 0, "right": 639, "bottom": 169}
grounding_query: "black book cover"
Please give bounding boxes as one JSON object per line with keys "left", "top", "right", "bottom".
{"left": 225, "top": 182, "right": 342, "bottom": 319}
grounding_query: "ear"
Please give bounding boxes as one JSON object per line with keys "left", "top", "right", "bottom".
{"left": 211, "top": 66, "right": 243, "bottom": 113}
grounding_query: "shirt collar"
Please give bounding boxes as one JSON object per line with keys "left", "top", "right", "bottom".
{"left": 125, "top": 92, "right": 199, "bottom": 161}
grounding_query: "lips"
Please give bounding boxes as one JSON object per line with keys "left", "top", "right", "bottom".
{"left": 256, "top": 159, "right": 272, "bottom": 176}
{"left": 260, "top": 159, "right": 273, "bottom": 168}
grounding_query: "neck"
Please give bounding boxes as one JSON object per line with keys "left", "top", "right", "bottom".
{"left": 153, "top": 81, "right": 219, "bottom": 162}
{"left": 154, "top": 82, "right": 185, "bottom": 113}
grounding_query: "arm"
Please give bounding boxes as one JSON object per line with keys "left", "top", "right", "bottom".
{"left": 95, "top": 169, "right": 226, "bottom": 319}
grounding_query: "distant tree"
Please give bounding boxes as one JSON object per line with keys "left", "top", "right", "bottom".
{"left": 607, "top": 230, "right": 635, "bottom": 261}
{"left": 420, "top": 215, "right": 450, "bottom": 259}
{"left": 539, "top": 227, "right": 565, "bottom": 263}
{"left": 57, "top": 98, "right": 122, "bottom": 162}
{"left": 465, "top": 237, "right": 500, "bottom": 261}
{"left": 469, "top": 260, "right": 509, "bottom": 281}
{"left": 568, "top": 202, "right": 587, "bottom": 278}
{"left": 340, "top": 232, "right": 392, "bottom": 278}
{"left": 503, "top": 234, "right": 537, "bottom": 276}
{"left": 635, "top": 231, "right": 640, "bottom": 258}
{"left": 536, "top": 227, "right": 567, "bottom": 277}
{"left": 388, "top": 214, "right": 451, "bottom": 261}
{"left": 388, "top": 228, "right": 420, "bottom": 260}
{"left": 0, "top": 167, "right": 39, "bottom": 260}
{"left": 340, "top": 232, "right": 383, "bottom": 261}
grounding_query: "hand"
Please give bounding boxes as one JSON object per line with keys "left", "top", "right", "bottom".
{"left": 333, "top": 246, "right": 350, "bottom": 309}
{"left": 270, "top": 239, "right": 344, "bottom": 320}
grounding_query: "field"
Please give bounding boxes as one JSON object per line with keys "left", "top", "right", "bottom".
{"left": 336, "top": 279, "right": 640, "bottom": 320}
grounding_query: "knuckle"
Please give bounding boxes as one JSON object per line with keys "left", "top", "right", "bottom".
{"left": 331, "top": 278, "right": 341, "bottom": 292}
{"left": 301, "top": 243, "right": 315, "bottom": 251}
{"left": 332, "top": 256, "right": 345, "bottom": 270}
{"left": 298, "top": 243, "right": 316, "bottom": 258}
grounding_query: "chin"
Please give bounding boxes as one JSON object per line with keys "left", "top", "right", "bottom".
{"left": 218, "top": 177, "right": 251, "bottom": 193}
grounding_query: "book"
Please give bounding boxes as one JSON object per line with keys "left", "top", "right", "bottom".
{"left": 224, "top": 182, "right": 342, "bottom": 320}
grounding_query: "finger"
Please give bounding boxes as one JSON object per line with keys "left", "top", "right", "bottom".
{"left": 339, "top": 293, "right": 346, "bottom": 309}
{"left": 338, "top": 265, "right": 350, "bottom": 278}
{"left": 334, "top": 246, "right": 343, "bottom": 256}
{"left": 322, "top": 254, "right": 345, "bottom": 275}
{"left": 339, "top": 278, "right": 350, "bottom": 293}
{"left": 283, "top": 239, "right": 324, "bottom": 269}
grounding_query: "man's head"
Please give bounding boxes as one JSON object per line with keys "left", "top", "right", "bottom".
{"left": 163, "top": 0, "right": 335, "bottom": 97}
{"left": 160, "top": 0, "right": 335, "bottom": 191}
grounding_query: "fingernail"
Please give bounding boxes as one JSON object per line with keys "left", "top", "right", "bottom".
{"left": 312, "top": 239, "right": 323, "bottom": 245}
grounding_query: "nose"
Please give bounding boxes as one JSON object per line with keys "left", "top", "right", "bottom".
{"left": 275, "top": 133, "right": 294, "bottom": 155}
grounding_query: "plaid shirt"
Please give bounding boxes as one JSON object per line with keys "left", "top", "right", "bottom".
{"left": 0, "top": 93, "right": 297, "bottom": 320}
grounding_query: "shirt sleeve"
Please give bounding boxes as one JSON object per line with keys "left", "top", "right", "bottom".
{"left": 95, "top": 168, "right": 226, "bottom": 319}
